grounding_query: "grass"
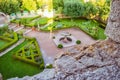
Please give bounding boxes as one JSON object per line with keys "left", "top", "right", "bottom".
{"left": 0, "top": 40, "right": 43, "bottom": 80}
{"left": 11, "top": 16, "right": 106, "bottom": 40}
{"left": 41, "top": 18, "right": 106, "bottom": 40}
{"left": 0, "top": 40, "right": 8, "bottom": 47}
{"left": 11, "top": 16, "right": 49, "bottom": 27}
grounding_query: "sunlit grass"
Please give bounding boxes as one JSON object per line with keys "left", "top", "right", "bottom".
{"left": 0, "top": 40, "right": 42, "bottom": 80}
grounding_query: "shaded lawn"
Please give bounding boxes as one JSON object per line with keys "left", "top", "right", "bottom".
{"left": 0, "top": 40, "right": 8, "bottom": 47}
{"left": 0, "top": 40, "right": 42, "bottom": 80}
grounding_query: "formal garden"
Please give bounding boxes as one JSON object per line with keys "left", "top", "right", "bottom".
{"left": 0, "top": 0, "right": 110, "bottom": 80}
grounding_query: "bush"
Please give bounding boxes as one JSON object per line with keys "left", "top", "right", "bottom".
{"left": 0, "top": 25, "right": 9, "bottom": 35}
{"left": 46, "top": 64, "right": 53, "bottom": 69}
{"left": 0, "top": 0, "right": 20, "bottom": 14}
{"left": 76, "top": 40, "right": 81, "bottom": 44}
{"left": 57, "top": 44, "right": 63, "bottom": 49}
{"left": 52, "top": 36, "right": 55, "bottom": 39}
{"left": 40, "top": 63, "right": 44, "bottom": 69}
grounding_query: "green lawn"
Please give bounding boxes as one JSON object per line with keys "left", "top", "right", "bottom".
{"left": 0, "top": 40, "right": 8, "bottom": 47}
{"left": 0, "top": 40, "right": 43, "bottom": 80}
{"left": 11, "top": 16, "right": 106, "bottom": 40}
{"left": 41, "top": 18, "right": 106, "bottom": 40}
{"left": 11, "top": 16, "right": 49, "bottom": 27}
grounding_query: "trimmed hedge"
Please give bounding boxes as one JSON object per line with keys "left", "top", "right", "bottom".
{"left": 13, "top": 38, "right": 44, "bottom": 68}
{"left": 0, "top": 32, "right": 18, "bottom": 52}
{"left": 57, "top": 44, "right": 63, "bottom": 49}
{"left": 46, "top": 64, "right": 53, "bottom": 69}
{"left": 76, "top": 40, "right": 81, "bottom": 44}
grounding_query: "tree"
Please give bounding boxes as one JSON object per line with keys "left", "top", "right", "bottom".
{"left": 35, "top": 0, "right": 44, "bottom": 9}
{"left": 63, "top": 0, "right": 84, "bottom": 18}
{"left": 53, "top": 0, "right": 63, "bottom": 10}
{"left": 21, "top": 0, "right": 37, "bottom": 11}
{"left": 0, "top": 0, "right": 20, "bottom": 14}
{"left": 105, "top": 0, "right": 120, "bottom": 43}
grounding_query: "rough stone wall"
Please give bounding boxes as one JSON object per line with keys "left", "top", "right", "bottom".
{"left": 0, "top": 73, "right": 2, "bottom": 80}
{"left": 8, "top": 39, "right": 120, "bottom": 80}
{"left": 105, "top": 0, "right": 120, "bottom": 43}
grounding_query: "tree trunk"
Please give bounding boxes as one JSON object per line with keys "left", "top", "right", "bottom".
{"left": 105, "top": 0, "right": 120, "bottom": 43}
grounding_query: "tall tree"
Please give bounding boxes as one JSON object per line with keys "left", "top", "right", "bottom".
{"left": 105, "top": 0, "right": 120, "bottom": 43}
{"left": 63, "top": 0, "right": 84, "bottom": 18}
{"left": 21, "top": 0, "right": 37, "bottom": 11}
{"left": 0, "top": 0, "right": 20, "bottom": 14}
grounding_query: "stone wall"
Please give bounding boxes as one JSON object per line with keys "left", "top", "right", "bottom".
{"left": 0, "top": 73, "right": 2, "bottom": 80}
{"left": 105, "top": 0, "right": 120, "bottom": 43}
{"left": 8, "top": 39, "right": 120, "bottom": 80}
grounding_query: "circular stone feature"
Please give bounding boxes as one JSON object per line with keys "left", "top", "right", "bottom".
{"left": 59, "top": 37, "right": 72, "bottom": 44}
{"left": 53, "top": 32, "right": 77, "bottom": 47}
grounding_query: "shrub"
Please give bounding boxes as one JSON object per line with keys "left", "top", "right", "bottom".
{"left": 52, "top": 36, "right": 55, "bottom": 39}
{"left": 0, "top": 25, "right": 9, "bottom": 35}
{"left": 21, "top": 0, "right": 37, "bottom": 11}
{"left": 40, "top": 63, "right": 44, "bottom": 69}
{"left": 0, "top": 0, "right": 20, "bottom": 14}
{"left": 57, "top": 44, "right": 63, "bottom": 49}
{"left": 46, "top": 64, "right": 53, "bottom": 69}
{"left": 76, "top": 40, "right": 81, "bottom": 44}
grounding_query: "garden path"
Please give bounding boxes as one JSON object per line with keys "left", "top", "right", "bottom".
{"left": 25, "top": 28, "right": 96, "bottom": 65}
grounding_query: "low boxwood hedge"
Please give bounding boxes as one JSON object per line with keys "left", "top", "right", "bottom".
{"left": 0, "top": 32, "right": 18, "bottom": 52}
{"left": 57, "top": 44, "right": 63, "bottom": 49}
{"left": 76, "top": 40, "right": 81, "bottom": 44}
{"left": 13, "top": 38, "right": 44, "bottom": 68}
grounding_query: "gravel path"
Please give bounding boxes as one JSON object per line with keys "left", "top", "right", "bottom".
{"left": 25, "top": 28, "right": 96, "bottom": 65}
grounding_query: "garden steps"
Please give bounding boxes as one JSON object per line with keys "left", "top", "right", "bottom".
{"left": 0, "top": 38, "right": 25, "bottom": 57}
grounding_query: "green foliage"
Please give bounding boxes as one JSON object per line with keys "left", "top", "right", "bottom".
{"left": 84, "top": 2, "right": 98, "bottom": 18}
{"left": 0, "top": 33, "right": 18, "bottom": 52}
{"left": 35, "top": 0, "right": 44, "bottom": 8}
{"left": 37, "top": 17, "right": 49, "bottom": 25}
{"left": 0, "top": 0, "right": 20, "bottom": 14}
{"left": 62, "top": 0, "right": 110, "bottom": 22}
{"left": 0, "top": 40, "right": 42, "bottom": 80}
{"left": 96, "top": 0, "right": 110, "bottom": 21}
{"left": 52, "top": 36, "right": 55, "bottom": 39}
{"left": 76, "top": 40, "right": 81, "bottom": 44}
{"left": 57, "top": 44, "right": 63, "bottom": 49}
{"left": 11, "top": 16, "right": 49, "bottom": 27}
{"left": 41, "top": 18, "right": 106, "bottom": 40}
{"left": 63, "top": 0, "right": 84, "bottom": 18}
{"left": 21, "top": 0, "right": 37, "bottom": 11}
{"left": 46, "top": 64, "right": 53, "bottom": 69}
{"left": 0, "top": 25, "right": 9, "bottom": 35}
{"left": 13, "top": 38, "right": 44, "bottom": 67}
{"left": 53, "top": 0, "right": 63, "bottom": 9}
